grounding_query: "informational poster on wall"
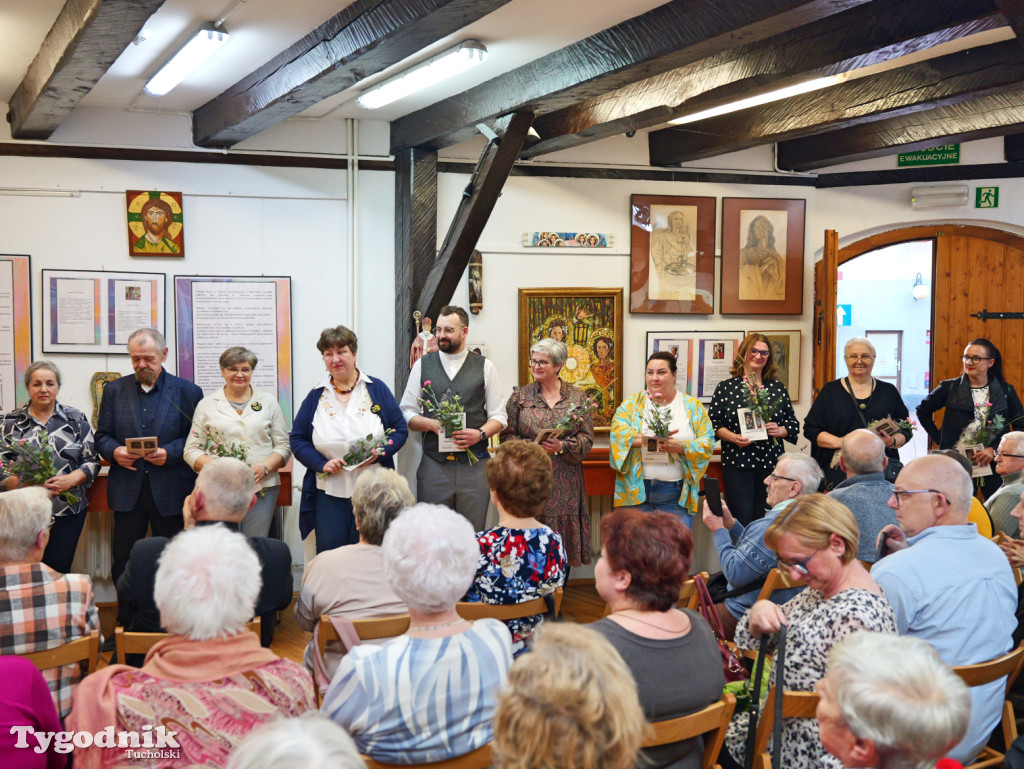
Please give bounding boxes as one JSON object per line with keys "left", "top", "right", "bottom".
{"left": 174, "top": 276, "right": 292, "bottom": 422}
{"left": 0, "top": 255, "right": 31, "bottom": 412}
{"left": 41, "top": 269, "right": 165, "bottom": 354}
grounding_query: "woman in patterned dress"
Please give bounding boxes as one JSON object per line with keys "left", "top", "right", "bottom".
{"left": 465, "top": 441, "right": 567, "bottom": 655}
{"left": 724, "top": 494, "right": 896, "bottom": 769}
{"left": 502, "top": 338, "right": 594, "bottom": 567}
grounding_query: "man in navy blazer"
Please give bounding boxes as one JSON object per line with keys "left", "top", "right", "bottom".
{"left": 96, "top": 328, "right": 203, "bottom": 585}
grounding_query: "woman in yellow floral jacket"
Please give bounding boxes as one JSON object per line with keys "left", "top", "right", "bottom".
{"left": 610, "top": 351, "right": 714, "bottom": 528}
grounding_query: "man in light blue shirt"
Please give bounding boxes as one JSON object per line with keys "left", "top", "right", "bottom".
{"left": 702, "top": 452, "right": 822, "bottom": 638}
{"left": 873, "top": 454, "right": 1017, "bottom": 764}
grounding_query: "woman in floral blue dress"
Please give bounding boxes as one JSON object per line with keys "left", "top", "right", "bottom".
{"left": 465, "top": 440, "right": 567, "bottom": 655}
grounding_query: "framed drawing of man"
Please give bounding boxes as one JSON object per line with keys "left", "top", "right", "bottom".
{"left": 126, "top": 190, "right": 185, "bottom": 257}
{"left": 758, "top": 329, "right": 802, "bottom": 402}
{"left": 630, "top": 194, "right": 715, "bottom": 314}
{"left": 721, "top": 198, "right": 804, "bottom": 314}
{"left": 518, "top": 288, "right": 623, "bottom": 431}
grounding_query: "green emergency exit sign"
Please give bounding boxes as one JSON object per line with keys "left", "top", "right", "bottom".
{"left": 898, "top": 144, "right": 960, "bottom": 167}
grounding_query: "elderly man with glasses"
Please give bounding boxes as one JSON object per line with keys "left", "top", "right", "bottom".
{"left": 702, "top": 452, "right": 821, "bottom": 640}
{"left": 985, "top": 431, "right": 1024, "bottom": 537}
{"left": 873, "top": 454, "right": 1016, "bottom": 765}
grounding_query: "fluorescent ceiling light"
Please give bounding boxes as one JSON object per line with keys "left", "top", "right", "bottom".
{"left": 669, "top": 76, "right": 845, "bottom": 126}
{"left": 910, "top": 185, "right": 969, "bottom": 209}
{"left": 357, "top": 41, "right": 487, "bottom": 110}
{"left": 145, "top": 25, "right": 230, "bottom": 97}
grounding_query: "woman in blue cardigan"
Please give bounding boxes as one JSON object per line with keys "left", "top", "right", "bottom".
{"left": 291, "top": 326, "right": 408, "bottom": 552}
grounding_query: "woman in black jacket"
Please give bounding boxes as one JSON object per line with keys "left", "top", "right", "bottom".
{"left": 917, "top": 337, "right": 1024, "bottom": 498}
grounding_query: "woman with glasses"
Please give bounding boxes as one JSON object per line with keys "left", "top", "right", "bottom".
{"left": 723, "top": 494, "right": 896, "bottom": 769}
{"left": 502, "top": 338, "right": 594, "bottom": 569}
{"left": 804, "top": 337, "right": 912, "bottom": 490}
{"left": 709, "top": 333, "right": 799, "bottom": 524}
{"left": 917, "top": 337, "right": 1024, "bottom": 499}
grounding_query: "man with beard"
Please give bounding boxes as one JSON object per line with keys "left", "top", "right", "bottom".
{"left": 401, "top": 305, "right": 506, "bottom": 529}
{"left": 96, "top": 328, "right": 203, "bottom": 585}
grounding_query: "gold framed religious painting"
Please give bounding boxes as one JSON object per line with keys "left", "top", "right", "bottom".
{"left": 720, "top": 197, "right": 805, "bottom": 315}
{"left": 756, "top": 329, "right": 802, "bottom": 403}
{"left": 518, "top": 288, "right": 623, "bottom": 432}
{"left": 629, "top": 194, "right": 715, "bottom": 314}
{"left": 126, "top": 190, "right": 185, "bottom": 257}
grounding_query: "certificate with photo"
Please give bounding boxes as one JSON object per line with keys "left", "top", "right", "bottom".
{"left": 126, "top": 436, "right": 159, "bottom": 456}
{"left": 961, "top": 443, "right": 993, "bottom": 478}
{"left": 437, "top": 413, "right": 466, "bottom": 453}
{"left": 534, "top": 428, "right": 565, "bottom": 445}
{"left": 737, "top": 408, "right": 768, "bottom": 441}
{"left": 641, "top": 435, "right": 670, "bottom": 465}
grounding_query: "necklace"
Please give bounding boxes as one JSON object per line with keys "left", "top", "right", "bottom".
{"left": 333, "top": 369, "right": 360, "bottom": 395}
{"left": 613, "top": 610, "right": 688, "bottom": 634}
{"left": 408, "top": 618, "right": 467, "bottom": 633}
{"left": 846, "top": 376, "right": 875, "bottom": 411}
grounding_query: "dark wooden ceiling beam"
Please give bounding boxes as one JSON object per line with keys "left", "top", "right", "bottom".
{"left": 390, "top": 0, "right": 874, "bottom": 153}
{"left": 7, "top": 0, "right": 167, "bottom": 140}
{"left": 776, "top": 86, "right": 1024, "bottom": 169}
{"left": 192, "top": 0, "right": 512, "bottom": 148}
{"left": 996, "top": 0, "right": 1024, "bottom": 46}
{"left": 523, "top": 0, "right": 1001, "bottom": 158}
{"left": 416, "top": 112, "right": 534, "bottom": 324}
{"left": 648, "top": 39, "right": 1024, "bottom": 165}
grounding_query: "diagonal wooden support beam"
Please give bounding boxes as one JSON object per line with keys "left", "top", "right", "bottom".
{"left": 648, "top": 39, "right": 1024, "bottom": 165}
{"left": 415, "top": 112, "right": 534, "bottom": 325}
{"left": 522, "top": 0, "right": 1001, "bottom": 158}
{"left": 193, "top": 0, "right": 513, "bottom": 148}
{"left": 390, "top": 0, "right": 875, "bottom": 153}
{"left": 8, "top": 0, "right": 167, "bottom": 139}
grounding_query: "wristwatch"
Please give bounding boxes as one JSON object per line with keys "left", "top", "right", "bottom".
{"left": 479, "top": 429, "right": 487, "bottom": 443}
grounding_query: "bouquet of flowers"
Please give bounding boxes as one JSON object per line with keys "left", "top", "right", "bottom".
{"left": 743, "top": 376, "right": 785, "bottom": 445}
{"left": 342, "top": 428, "right": 396, "bottom": 468}
{"left": 0, "top": 428, "right": 77, "bottom": 505}
{"left": 418, "top": 380, "right": 478, "bottom": 465}
{"left": 644, "top": 390, "right": 677, "bottom": 463}
{"left": 965, "top": 402, "right": 1006, "bottom": 447}
{"left": 553, "top": 393, "right": 600, "bottom": 431}
{"left": 193, "top": 425, "right": 247, "bottom": 462}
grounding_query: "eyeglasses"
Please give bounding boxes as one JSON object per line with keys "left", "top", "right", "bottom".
{"left": 845, "top": 354, "right": 875, "bottom": 362}
{"left": 961, "top": 355, "right": 993, "bottom": 364}
{"left": 996, "top": 451, "right": 1024, "bottom": 459}
{"left": 769, "top": 473, "right": 796, "bottom": 483}
{"left": 891, "top": 489, "right": 949, "bottom": 507}
{"left": 749, "top": 349, "right": 770, "bottom": 358}
{"left": 777, "top": 549, "right": 821, "bottom": 577}
{"left": 529, "top": 359, "right": 551, "bottom": 368}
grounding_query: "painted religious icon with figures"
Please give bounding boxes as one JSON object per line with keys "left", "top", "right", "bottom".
{"left": 126, "top": 190, "right": 185, "bottom": 257}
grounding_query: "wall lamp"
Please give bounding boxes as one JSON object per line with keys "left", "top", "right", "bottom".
{"left": 912, "top": 272, "right": 929, "bottom": 301}
{"left": 356, "top": 41, "right": 488, "bottom": 110}
{"left": 910, "top": 184, "right": 968, "bottom": 209}
{"left": 144, "top": 25, "right": 230, "bottom": 97}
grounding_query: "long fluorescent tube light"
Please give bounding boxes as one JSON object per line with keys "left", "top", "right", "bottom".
{"left": 669, "top": 76, "right": 845, "bottom": 126}
{"left": 357, "top": 41, "right": 487, "bottom": 110}
{"left": 145, "top": 25, "right": 230, "bottom": 97}
{"left": 910, "top": 185, "right": 969, "bottom": 209}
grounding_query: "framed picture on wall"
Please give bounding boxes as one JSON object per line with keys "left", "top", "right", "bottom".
{"left": 518, "top": 288, "right": 622, "bottom": 432}
{"left": 645, "top": 330, "right": 745, "bottom": 403}
{"left": 629, "top": 194, "right": 716, "bottom": 314}
{"left": 757, "top": 329, "right": 801, "bottom": 403}
{"left": 126, "top": 190, "right": 185, "bottom": 257}
{"left": 720, "top": 197, "right": 805, "bottom": 315}
{"left": 0, "top": 254, "right": 32, "bottom": 412}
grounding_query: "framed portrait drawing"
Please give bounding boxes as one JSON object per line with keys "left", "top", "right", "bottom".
{"left": 757, "top": 329, "right": 801, "bottom": 403}
{"left": 720, "top": 197, "right": 805, "bottom": 315}
{"left": 645, "top": 330, "right": 745, "bottom": 403}
{"left": 519, "top": 288, "right": 622, "bottom": 432}
{"left": 127, "top": 191, "right": 185, "bottom": 257}
{"left": 630, "top": 194, "right": 715, "bottom": 314}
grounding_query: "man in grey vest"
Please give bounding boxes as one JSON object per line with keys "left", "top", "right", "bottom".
{"left": 400, "top": 305, "right": 507, "bottom": 529}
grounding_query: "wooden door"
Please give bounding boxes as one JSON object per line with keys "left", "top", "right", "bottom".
{"left": 812, "top": 230, "right": 838, "bottom": 398}
{"left": 866, "top": 330, "right": 902, "bottom": 391}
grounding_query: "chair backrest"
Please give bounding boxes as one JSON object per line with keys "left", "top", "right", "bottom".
{"left": 602, "top": 577, "right": 706, "bottom": 617}
{"left": 21, "top": 628, "right": 99, "bottom": 676}
{"left": 969, "top": 498, "right": 994, "bottom": 538}
{"left": 116, "top": 619, "right": 261, "bottom": 661}
{"left": 457, "top": 586, "right": 563, "bottom": 621}
{"left": 751, "top": 687, "right": 820, "bottom": 765}
{"left": 644, "top": 692, "right": 737, "bottom": 769}
{"left": 953, "top": 642, "right": 1024, "bottom": 694}
{"left": 362, "top": 742, "right": 492, "bottom": 769}
{"left": 755, "top": 568, "right": 806, "bottom": 604}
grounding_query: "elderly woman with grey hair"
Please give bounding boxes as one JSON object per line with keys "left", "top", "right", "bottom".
{"left": 324, "top": 503, "right": 514, "bottom": 764}
{"left": 804, "top": 336, "right": 912, "bottom": 490}
{"left": 0, "top": 359, "right": 99, "bottom": 573}
{"left": 816, "top": 632, "right": 971, "bottom": 769}
{"left": 228, "top": 713, "right": 366, "bottom": 769}
{"left": 68, "top": 525, "right": 315, "bottom": 767}
{"left": 184, "top": 346, "right": 291, "bottom": 537}
{"left": 295, "top": 467, "right": 413, "bottom": 679}
{"left": 502, "top": 337, "right": 594, "bottom": 568}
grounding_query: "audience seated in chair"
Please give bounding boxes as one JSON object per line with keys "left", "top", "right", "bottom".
{"left": 116, "top": 457, "right": 292, "bottom": 651}
{"left": 987, "top": 431, "right": 1024, "bottom": 538}
{"left": 493, "top": 622, "right": 646, "bottom": 769}
{"left": 0, "top": 656, "right": 65, "bottom": 769}
{"left": 872, "top": 454, "right": 1016, "bottom": 764}
{"left": 68, "top": 524, "right": 315, "bottom": 769}
{"left": 816, "top": 631, "right": 971, "bottom": 769}
{"left": 323, "top": 503, "right": 513, "bottom": 764}
{"left": 827, "top": 430, "right": 897, "bottom": 562}
{"left": 228, "top": 713, "right": 366, "bottom": 769}
{"left": 0, "top": 486, "right": 99, "bottom": 718}
{"left": 464, "top": 441, "right": 567, "bottom": 656}
{"left": 295, "top": 468, "right": 412, "bottom": 678}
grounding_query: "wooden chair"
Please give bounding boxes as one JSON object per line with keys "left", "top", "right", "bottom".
{"left": 115, "top": 618, "right": 261, "bottom": 663}
{"left": 952, "top": 642, "right": 1024, "bottom": 769}
{"left": 457, "top": 586, "right": 563, "bottom": 621}
{"left": 643, "top": 692, "right": 737, "bottom": 769}
{"left": 754, "top": 568, "right": 806, "bottom": 604}
{"left": 362, "top": 742, "right": 492, "bottom": 769}
{"left": 21, "top": 628, "right": 100, "bottom": 677}
{"left": 749, "top": 687, "right": 820, "bottom": 769}
{"left": 602, "top": 575, "right": 707, "bottom": 617}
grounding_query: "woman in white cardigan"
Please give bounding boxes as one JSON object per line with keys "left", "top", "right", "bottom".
{"left": 184, "top": 347, "right": 291, "bottom": 536}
